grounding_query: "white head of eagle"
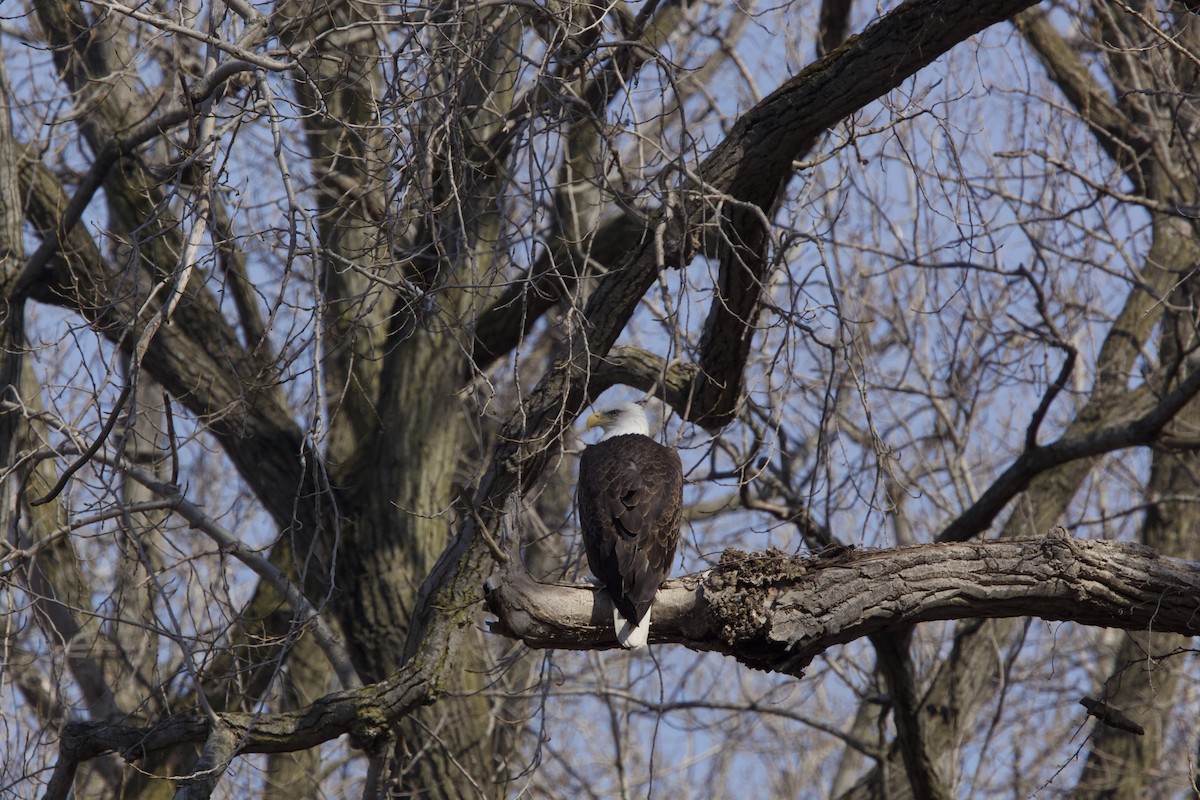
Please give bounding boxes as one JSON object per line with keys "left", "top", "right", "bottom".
{"left": 577, "top": 402, "right": 683, "bottom": 649}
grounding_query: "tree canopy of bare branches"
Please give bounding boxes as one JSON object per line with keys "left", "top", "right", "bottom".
{"left": 2, "top": 0, "right": 1199, "bottom": 798}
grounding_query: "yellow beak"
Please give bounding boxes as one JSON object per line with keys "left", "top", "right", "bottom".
{"left": 585, "top": 411, "right": 604, "bottom": 430}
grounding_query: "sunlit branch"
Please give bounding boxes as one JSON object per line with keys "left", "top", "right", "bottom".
{"left": 487, "top": 533, "right": 1200, "bottom": 673}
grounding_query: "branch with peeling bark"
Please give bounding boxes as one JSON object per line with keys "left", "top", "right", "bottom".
{"left": 485, "top": 533, "right": 1200, "bottom": 677}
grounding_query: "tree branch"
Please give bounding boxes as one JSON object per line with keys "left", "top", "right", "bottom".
{"left": 475, "top": 0, "right": 1044, "bottom": 423}
{"left": 1015, "top": 8, "right": 1149, "bottom": 185}
{"left": 486, "top": 533, "right": 1200, "bottom": 676}
{"left": 173, "top": 719, "right": 237, "bottom": 800}
{"left": 18, "top": 154, "right": 325, "bottom": 534}
{"left": 938, "top": 361, "right": 1200, "bottom": 542}
{"left": 50, "top": 663, "right": 424, "bottom": 767}
{"left": 871, "top": 630, "right": 952, "bottom": 800}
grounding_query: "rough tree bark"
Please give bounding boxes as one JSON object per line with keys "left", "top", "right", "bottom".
{"left": 485, "top": 535, "right": 1200, "bottom": 666}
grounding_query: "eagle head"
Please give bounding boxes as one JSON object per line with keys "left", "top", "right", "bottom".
{"left": 585, "top": 402, "right": 650, "bottom": 439}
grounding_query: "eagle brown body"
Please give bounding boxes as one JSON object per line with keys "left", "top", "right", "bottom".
{"left": 577, "top": 404, "right": 683, "bottom": 648}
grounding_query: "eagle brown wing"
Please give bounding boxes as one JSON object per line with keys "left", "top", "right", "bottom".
{"left": 577, "top": 434, "right": 683, "bottom": 627}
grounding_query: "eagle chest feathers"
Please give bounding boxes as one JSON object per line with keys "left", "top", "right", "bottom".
{"left": 577, "top": 432, "right": 683, "bottom": 646}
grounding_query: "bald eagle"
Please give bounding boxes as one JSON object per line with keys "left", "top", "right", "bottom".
{"left": 577, "top": 402, "right": 683, "bottom": 649}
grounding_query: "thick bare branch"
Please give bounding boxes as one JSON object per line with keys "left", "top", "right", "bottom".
{"left": 486, "top": 534, "right": 1200, "bottom": 674}
{"left": 871, "top": 630, "right": 952, "bottom": 800}
{"left": 52, "top": 662, "right": 426, "bottom": 767}
{"left": 17, "top": 155, "right": 322, "bottom": 532}
{"left": 939, "top": 360, "right": 1200, "bottom": 542}
{"left": 173, "top": 720, "right": 237, "bottom": 800}
{"left": 476, "top": 0, "right": 1043, "bottom": 412}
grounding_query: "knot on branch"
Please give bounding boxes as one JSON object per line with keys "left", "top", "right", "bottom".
{"left": 347, "top": 705, "right": 392, "bottom": 755}
{"left": 1037, "top": 526, "right": 1084, "bottom": 584}
{"left": 703, "top": 548, "right": 812, "bottom": 673}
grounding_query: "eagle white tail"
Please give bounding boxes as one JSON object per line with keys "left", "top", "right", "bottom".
{"left": 614, "top": 606, "right": 651, "bottom": 649}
